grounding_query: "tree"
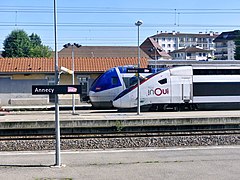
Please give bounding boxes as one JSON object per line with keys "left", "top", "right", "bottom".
{"left": 2, "top": 29, "right": 52, "bottom": 58}
{"left": 2, "top": 29, "right": 31, "bottom": 57}
{"left": 234, "top": 31, "right": 240, "bottom": 60}
{"left": 29, "top": 45, "right": 52, "bottom": 57}
{"left": 29, "top": 33, "right": 52, "bottom": 57}
{"left": 29, "top": 33, "right": 42, "bottom": 47}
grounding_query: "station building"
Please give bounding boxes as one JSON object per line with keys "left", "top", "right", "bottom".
{"left": 0, "top": 56, "right": 149, "bottom": 106}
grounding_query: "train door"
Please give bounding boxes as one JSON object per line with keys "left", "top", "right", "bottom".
{"left": 181, "top": 77, "right": 192, "bottom": 103}
{"left": 170, "top": 76, "right": 192, "bottom": 103}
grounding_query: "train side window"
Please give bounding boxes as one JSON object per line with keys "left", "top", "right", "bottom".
{"left": 111, "top": 77, "right": 119, "bottom": 85}
{"left": 158, "top": 78, "right": 167, "bottom": 84}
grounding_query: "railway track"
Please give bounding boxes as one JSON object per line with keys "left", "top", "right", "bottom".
{"left": 0, "top": 129, "right": 240, "bottom": 141}
{"left": 0, "top": 129, "right": 239, "bottom": 151}
{"left": 1, "top": 110, "right": 240, "bottom": 151}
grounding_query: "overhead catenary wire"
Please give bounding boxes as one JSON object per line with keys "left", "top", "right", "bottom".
{"left": 1, "top": 6, "right": 240, "bottom": 14}
{"left": 1, "top": 6, "right": 240, "bottom": 47}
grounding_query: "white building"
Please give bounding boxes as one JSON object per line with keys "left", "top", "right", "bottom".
{"left": 213, "top": 30, "right": 240, "bottom": 60}
{"left": 150, "top": 31, "right": 218, "bottom": 54}
{"left": 170, "top": 46, "right": 212, "bottom": 60}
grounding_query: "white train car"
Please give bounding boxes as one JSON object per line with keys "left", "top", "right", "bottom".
{"left": 113, "top": 65, "right": 240, "bottom": 111}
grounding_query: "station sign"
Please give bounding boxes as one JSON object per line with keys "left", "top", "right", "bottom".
{"left": 32, "top": 85, "right": 82, "bottom": 95}
{"left": 126, "top": 68, "right": 151, "bottom": 73}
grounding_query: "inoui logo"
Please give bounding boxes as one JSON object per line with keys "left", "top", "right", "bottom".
{"left": 148, "top": 88, "right": 169, "bottom": 96}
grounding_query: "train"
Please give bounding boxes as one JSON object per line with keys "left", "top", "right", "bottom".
{"left": 113, "top": 65, "right": 240, "bottom": 111}
{"left": 89, "top": 66, "right": 161, "bottom": 108}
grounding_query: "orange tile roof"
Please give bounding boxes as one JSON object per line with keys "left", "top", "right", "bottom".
{"left": 0, "top": 57, "right": 149, "bottom": 73}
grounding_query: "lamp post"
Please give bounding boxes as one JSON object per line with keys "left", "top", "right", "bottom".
{"left": 135, "top": 20, "right": 143, "bottom": 115}
{"left": 63, "top": 43, "right": 81, "bottom": 115}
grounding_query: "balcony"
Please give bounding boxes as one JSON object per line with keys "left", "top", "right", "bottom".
{"left": 214, "top": 51, "right": 228, "bottom": 55}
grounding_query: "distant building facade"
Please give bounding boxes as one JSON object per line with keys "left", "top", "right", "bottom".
{"left": 150, "top": 31, "right": 218, "bottom": 55}
{"left": 170, "top": 46, "right": 212, "bottom": 60}
{"left": 213, "top": 30, "right": 240, "bottom": 60}
{"left": 140, "top": 37, "right": 172, "bottom": 60}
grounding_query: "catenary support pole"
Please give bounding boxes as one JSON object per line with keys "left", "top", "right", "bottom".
{"left": 71, "top": 45, "right": 76, "bottom": 114}
{"left": 53, "top": 0, "right": 61, "bottom": 167}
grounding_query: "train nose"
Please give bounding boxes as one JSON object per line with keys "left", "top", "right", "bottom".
{"left": 112, "top": 98, "right": 121, "bottom": 108}
{"left": 113, "top": 94, "right": 136, "bottom": 108}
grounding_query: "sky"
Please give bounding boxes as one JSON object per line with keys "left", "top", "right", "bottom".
{"left": 1, "top": 0, "right": 240, "bottom": 51}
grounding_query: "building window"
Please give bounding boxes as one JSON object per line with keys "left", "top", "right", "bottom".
{"left": 77, "top": 75, "right": 90, "bottom": 101}
{"left": 0, "top": 76, "right": 12, "bottom": 79}
{"left": 46, "top": 76, "right": 55, "bottom": 83}
{"left": 168, "top": 44, "right": 171, "bottom": 48}
{"left": 46, "top": 75, "right": 55, "bottom": 103}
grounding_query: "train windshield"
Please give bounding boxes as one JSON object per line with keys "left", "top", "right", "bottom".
{"left": 90, "top": 68, "right": 122, "bottom": 92}
{"left": 128, "top": 75, "right": 146, "bottom": 87}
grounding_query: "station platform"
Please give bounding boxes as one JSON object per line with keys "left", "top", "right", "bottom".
{"left": 1, "top": 146, "right": 240, "bottom": 180}
{"left": 0, "top": 109, "right": 240, "bottom": 131}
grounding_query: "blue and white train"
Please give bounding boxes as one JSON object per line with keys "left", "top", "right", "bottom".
{"left": 113, "top": 65, "right": 240, "bottom": 111}
{"left": 89, "top": 66, "right": 160, "bottom": 108}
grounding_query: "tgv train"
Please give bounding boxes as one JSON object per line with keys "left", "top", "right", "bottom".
{"left": 113, "top": 65, "right": 240, "bottom": 111}
{"left": 89, "top": 66, "right": 161, "bottom": 108}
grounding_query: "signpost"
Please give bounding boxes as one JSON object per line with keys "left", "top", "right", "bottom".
{"left": 32, "top": 85, "right": 82, "bottom": 95}
{"left": 32, "top": 84, "right": 81, "bottom": 167}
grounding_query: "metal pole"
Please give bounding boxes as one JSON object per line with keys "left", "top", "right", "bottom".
{"left": 155, "top": 47, "right": 157, "bottom": 69}
{"left": 137, "top": 25, "right": 141, "bottom": 115}
{"left": 53, "top": 0, "right": 61, "bottom": 167}
{"left": 135, "top": 20, "right": 142, "bottom": 115}
{"left": 71, "top": 45, "right": 76, "bottom": 115}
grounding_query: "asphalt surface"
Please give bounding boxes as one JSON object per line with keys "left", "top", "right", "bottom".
{"left": 0, "top": 108, "right": 240, "bottom": 179}
{"left": 0, "top": 146, "right": 239, "bottom": 180}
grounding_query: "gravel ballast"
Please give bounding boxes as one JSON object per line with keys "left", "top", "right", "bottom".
{"left": 0, "top": 134, "right": 239, "bottom": 151}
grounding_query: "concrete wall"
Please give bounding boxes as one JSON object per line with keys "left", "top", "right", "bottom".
{"left": 0, "top": 72, "right": 101, "bottom": 106}
{"left": 0, "top": 78, "right": 48, "bottom": 106}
